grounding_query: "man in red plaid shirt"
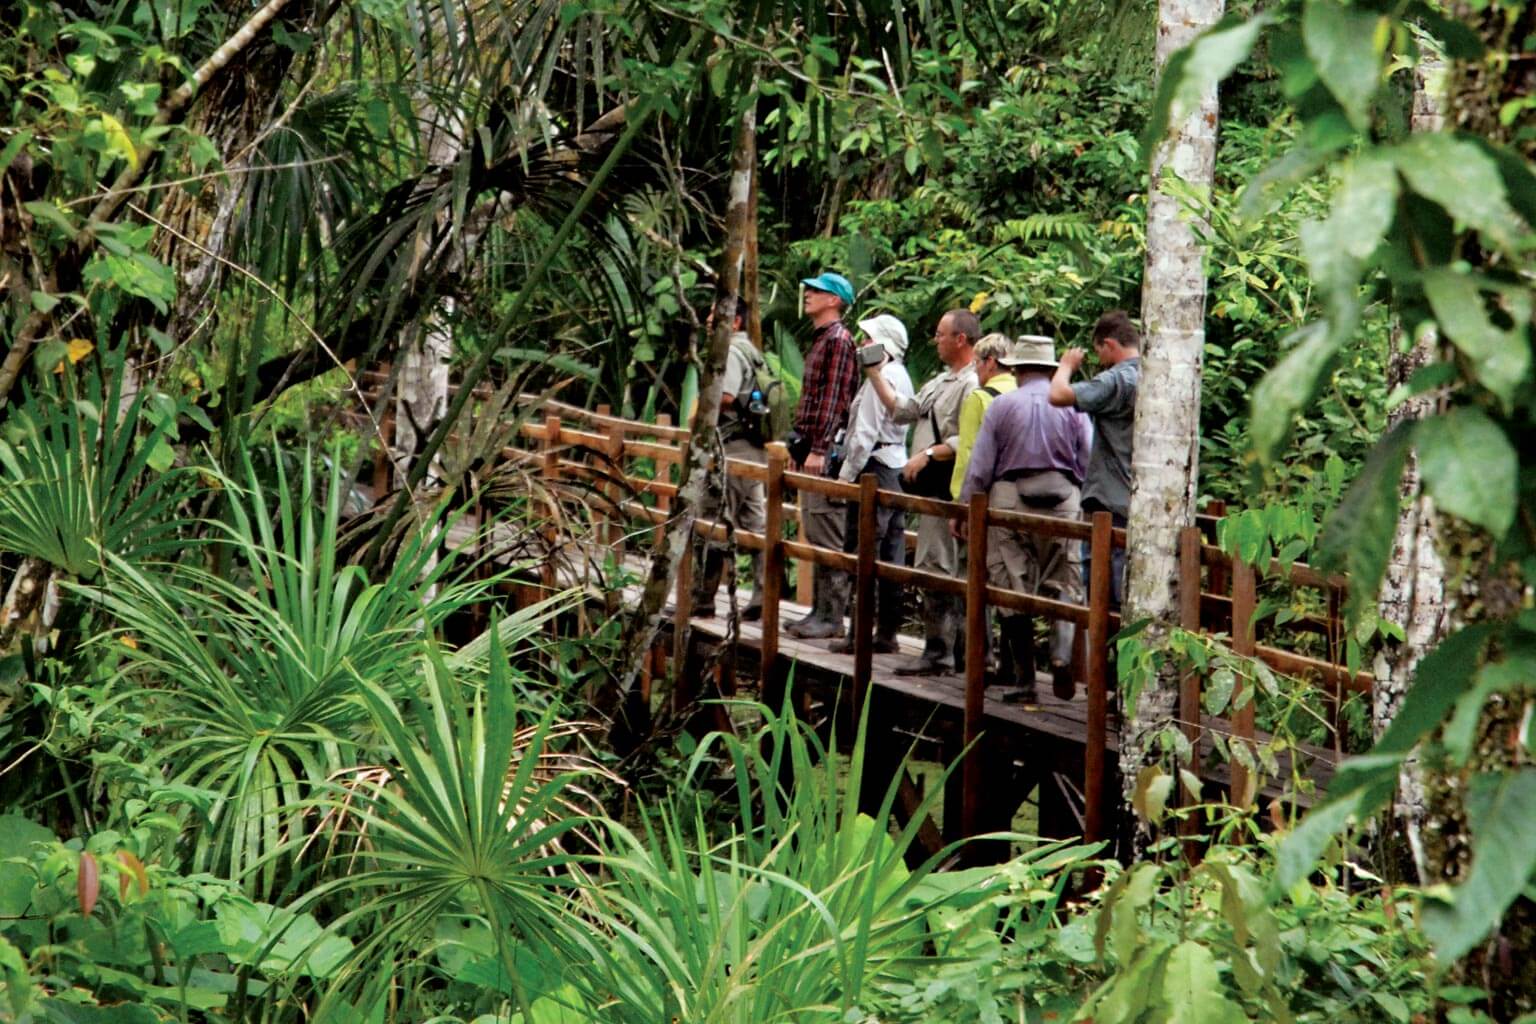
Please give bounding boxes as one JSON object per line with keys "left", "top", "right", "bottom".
{"left": 786, "top": 271, "right": 860, "bottom": 639}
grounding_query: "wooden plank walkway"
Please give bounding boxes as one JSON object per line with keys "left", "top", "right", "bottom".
{"left": 663, "top": 582, "right": 1338, "bottom": 813}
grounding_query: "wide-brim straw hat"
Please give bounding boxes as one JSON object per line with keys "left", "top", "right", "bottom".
{"left": 998, "top": 334, "right": 1058, "bottom": 369}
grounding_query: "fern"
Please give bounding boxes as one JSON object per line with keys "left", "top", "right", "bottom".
{"left": 994, "top": 213, "right": 1097, "bottom": 244}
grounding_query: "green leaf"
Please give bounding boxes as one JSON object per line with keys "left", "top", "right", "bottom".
{"left": 1444, "top": 652, "right": 1536, "bottom": 764}
{"left": 1415, "top": 408, "right": 1517, "bottom": 539}
{"left": 1421, "top": 269, "right": 1532, "bottom": 409}
{"left": 1422, "top": 769, "right": 1536, "bottom": 961}
{"left": 1300, "top": 151, "right": 1397, "bottom": 314}
{"left": 1376, "top": 624, "right": 1495, "bottom": 757}
{"left": 1318, "top": 421, "right": 1411, "bottom": 621}
{"left": 1302, "top": 1, "right": 1385, "bottom": 131}
{"left": 1394, "top": 134, "right": 1525, "bottom": 253}
{"left": 1158, "top": 940, "right": 1247, "bottom": 1024}
{"left": 1142, "top": 13, "right": 1274, "bottom": 157}
{"left": 1249, "top": 318, "right": 1354, "bottom": 463}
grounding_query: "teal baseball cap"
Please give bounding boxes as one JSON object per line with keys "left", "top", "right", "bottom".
{"left": 801, "top": 271, "right": 854, "bottom": 308}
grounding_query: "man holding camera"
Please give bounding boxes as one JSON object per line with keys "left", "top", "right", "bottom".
{"left": 862, "top": 308, "right": 980, "bottom": 674}
{"left": 785, "top": 271, "right": 861, "bottom": 639}
{"left": 690, "top": 297, "right": 769, "bottom": 619}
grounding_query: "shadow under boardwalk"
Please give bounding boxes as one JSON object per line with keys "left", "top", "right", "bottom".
{"left": 664, "top": 585, "right": 1339, "bottom": 835}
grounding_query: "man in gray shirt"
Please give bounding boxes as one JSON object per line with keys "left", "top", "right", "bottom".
{"left": 961, "top": 336, "right": 1092, "bottom": 700}
{"left": 863, "top": 308, "right": 980, "bottom": 674}
{"left": 1048, "top": 309, "right": 1141, "bottom": 605}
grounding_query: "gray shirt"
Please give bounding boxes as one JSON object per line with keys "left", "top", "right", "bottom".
{"left": 959, "top": 377, "right": 1092, "bottom": 502}
{"left": 890, "top": 361, "right": 977, "bottom": 454}
{"left": 1071, "top": 356, "right": 1139, "bottom": 516}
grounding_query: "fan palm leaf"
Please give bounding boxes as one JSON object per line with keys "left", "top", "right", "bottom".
{"left": 82, "top": 445, "right": 497, "bottom": 896}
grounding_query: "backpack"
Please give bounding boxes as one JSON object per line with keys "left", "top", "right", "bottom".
{"left": 730, "top": 336, "right": 791, "bottom": 446}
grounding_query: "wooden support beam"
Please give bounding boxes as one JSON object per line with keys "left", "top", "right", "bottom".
{"left": 960, "top": 491, "right": 989, "bottom": 840}
{"left": 852, "top": 473, "right": 879, "bottom": 716}
{"left": 760, "top": 443, "right": 787, "bottom": 710}
{"left": 1085, "top": 511, "right": 1113, "bottom": 846}
{"left": 1230, "top": 557, "right": 1258, "bottom": 808}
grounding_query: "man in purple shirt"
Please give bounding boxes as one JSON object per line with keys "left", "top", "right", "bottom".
{"left": 960, "top": 336, "right": 1092, "bottom": 702}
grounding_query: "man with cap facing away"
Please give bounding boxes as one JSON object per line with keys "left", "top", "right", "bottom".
{"left": 959, "top": 336, "right": 1092, "bottom": 702}
{"left": 785, "top": 271, "right": 862, "bottom": 639}
{"left": 818, "top": 314, "right": 913, "bottom": 651}
{"left": 862, "top": 308, "right": 980, "bottom": 675}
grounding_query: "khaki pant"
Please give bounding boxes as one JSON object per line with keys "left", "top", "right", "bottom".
{"left": 915, "top": 510, "right": 961, "bottom": 655}
{"left": 987, "top": 471, "right": 1082, "bottom": 665}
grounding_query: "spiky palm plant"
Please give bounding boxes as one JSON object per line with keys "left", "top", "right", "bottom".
{"left": 0, "top": 365, "right": 195, "bottom": 581}
{"left": 580, "top": 699, "right": 1102, "bottom": 1023}
{"left": 297, "top": 631, "right": 612, "bottom": 1022}
{"left": 83, "top": 446, "right": 498, "bottom": 897}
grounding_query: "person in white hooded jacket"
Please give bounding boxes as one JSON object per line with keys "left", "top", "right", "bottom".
{"left": 820, "top": 314, "right": 913, "bottom": 653}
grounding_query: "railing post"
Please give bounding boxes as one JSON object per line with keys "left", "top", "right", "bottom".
{"left": 603, "top": 420, "right": 626, "bottom": 550}
{"left": 852, "top": 473, "right": 878, "bottom": 716}
{"left": 760, "top": 443, "right": 787, "bottom": 708}
{"left": 540, "top": 414, "right": 562, "bottom": 598}
{"left": 1230, "top": 557, "right": 1258, "bottom": 808}
{"left": 960, "top": 491, "right": 989, "bottom": 840}
{"left": 1085, "top": 511, "right": 1113, "bottom": 845}
{"left": 1178, "top": 526, "right": 1203, "bottom": 830}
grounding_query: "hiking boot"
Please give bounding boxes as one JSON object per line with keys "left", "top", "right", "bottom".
{"left": 830, "top": 634, "right": 899, "bottom": 655}
{"left": 1050, "top": 660, "right": 1075, "bottom": 701}
{"left": 790, "top": 618, "right": 844, "bottom": 640}
{"left": 893, "top": 650, "right": 951, "bottom": 676}
{"left": 742, "top": 603, "right": 763, "bottom": 622}
{"left": 1001, "top": 682, "right": 1039, "bottom": 705}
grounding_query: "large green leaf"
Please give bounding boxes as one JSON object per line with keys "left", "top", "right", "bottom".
{"left": 1158, "top": 940, "right": 1247, "bottom": 1024}
{"left": 1249, "top": 318, "right": 1355, "bottom": 463}
{"left": 1422, "top": 770, "right": 1536, "bottom": 962}
{"left": 1421, "top": 269, "right": 1532, "bottom": 409}
{"left": 1299, "top": 151, "right": 1397, "bottom": 314}
{"left": 1414, "top": 407, "right": 1518, "bottom": 539}
{"left": 1443, "top": 651, "right": 1536, "bottom": 765}
{"left": 1141, "top": 12, "right": 1275, "bottom": 156}
{"left": 1301, "top": 1, "right": 1386, "bottom": 131}
{"left": 1393, "top": 134, "right": 1525, "bottom": 253}
{"left": 1318, "top": 420, "right": 1411, "bottom": 621}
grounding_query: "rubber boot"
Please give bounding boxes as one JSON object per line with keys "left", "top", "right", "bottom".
{"left": 999, "top": 616, "right": 1038, "bottom": 703}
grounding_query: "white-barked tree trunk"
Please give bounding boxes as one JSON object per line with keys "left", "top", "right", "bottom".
{"left": 1120, "top": 0, "right": 1224, "bottom": 842}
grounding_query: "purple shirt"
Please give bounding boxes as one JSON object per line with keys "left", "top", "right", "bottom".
{"left": 959, "top": 376, "right": 1093, "bottom": 501}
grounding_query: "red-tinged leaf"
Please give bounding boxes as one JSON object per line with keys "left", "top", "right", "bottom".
{"left": 117, "top": 850, "right": 149, "bottom": 897}
{"left": 77, "top": 852, "right": 99, "bottom": 917}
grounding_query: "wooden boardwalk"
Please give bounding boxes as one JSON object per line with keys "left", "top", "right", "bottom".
{"left": 669, "top": 583, "right": 1338, "bottom": 844}
{"left": 357, "top": 377, "right": 1365, "bottom": 851}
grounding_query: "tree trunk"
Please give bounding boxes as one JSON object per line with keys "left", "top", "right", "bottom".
{"left": 606, "top": 92, "right": 757, "bottom": 743}
{"left": 1119, "top": 0, "right": 1223, "bottom": 845}
{"left": 1372, "top": 50, "right": 1448, "bottom": 880}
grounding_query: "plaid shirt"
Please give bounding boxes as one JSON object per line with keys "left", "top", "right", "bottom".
{"left": 793, "top": 319, "right": 858, "bottom": 456}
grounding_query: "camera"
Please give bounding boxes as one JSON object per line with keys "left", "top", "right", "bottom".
{"left": 857, "top": 342, "right": 888, "bottom": 368}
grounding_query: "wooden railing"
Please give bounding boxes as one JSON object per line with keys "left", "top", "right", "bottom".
{"left": 355, "top": 377, "right": 1372, "bottom": 840}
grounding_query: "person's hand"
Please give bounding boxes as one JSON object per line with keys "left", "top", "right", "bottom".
{"left": 1060, "top": 347, "right": 1087, "bottom": 374}
{"left": 901, "top": 449, "right": 929, "bottom": 483}
{"left": 803, "top": 451, "right": 826, "bottom": 475}
{"left": 950, "top": 518, "right": 967, "bottom": 540}
{"left": 862, "top": 361, "right": 883, "bottom": 378}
